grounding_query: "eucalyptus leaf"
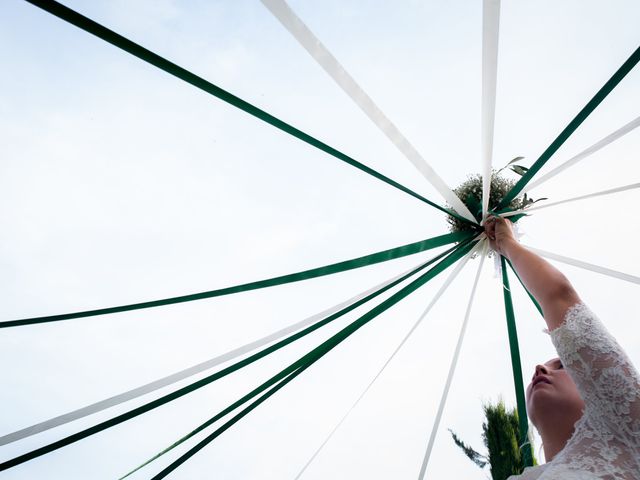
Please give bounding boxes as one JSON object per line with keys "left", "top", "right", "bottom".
{"left": 522, "top": 197, "right": 548, "bottom": 208}
{"left": 510, "top": 165, "right": 529, "bottom": 176}
{"left": 495, "top": 156, "right": 525, "bottom": 174}
{"left": 530, "top": 197, "right": 548, "bottom": 205}
{"left": 506, "top": 156, "right": 525, "bottom": 167}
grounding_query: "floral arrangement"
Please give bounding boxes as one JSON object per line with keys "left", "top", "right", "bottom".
{"left": 446, "top": 157, "right": 546, "bottom": 234}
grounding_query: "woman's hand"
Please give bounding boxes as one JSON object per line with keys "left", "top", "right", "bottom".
{"left": 484, "top": 215, "right": 517, "bottom": 257}
{"left": 485, "top": 214, "right": 581, "bottom": 331}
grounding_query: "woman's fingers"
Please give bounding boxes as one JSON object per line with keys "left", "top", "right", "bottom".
{"left": 494, "top": 216, "right": 516, "bottom": 244}
{"left": 484, "top": 215, "right": 514, "bottom": 253}
{"left": 484, "top": 216, "right": 497, "bottom": 240}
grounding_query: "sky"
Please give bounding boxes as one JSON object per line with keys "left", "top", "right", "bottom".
{"left": 1, "top": 0, "right": 639, "bottom": 479}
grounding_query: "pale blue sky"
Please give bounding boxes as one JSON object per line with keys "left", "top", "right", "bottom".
{"left": 1, "top": 1, "right": 639, "bottom": 479}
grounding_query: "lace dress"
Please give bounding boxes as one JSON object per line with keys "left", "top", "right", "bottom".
{"left": 508, "top": 303, "right": 640, "bottom": 480}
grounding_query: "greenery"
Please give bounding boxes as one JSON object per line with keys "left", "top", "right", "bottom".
{"left": 449, "top": 399, "right": 537, "bottom": 480}
{"left": 448, "top": 429, "right": 489, "bottom": 469}
{"left": 446, "top": 158, "right": 546, "bottom": 234}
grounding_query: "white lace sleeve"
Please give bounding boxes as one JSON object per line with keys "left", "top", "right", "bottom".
{"left": 549, "top": 302, "right": 640, "bottom": 436}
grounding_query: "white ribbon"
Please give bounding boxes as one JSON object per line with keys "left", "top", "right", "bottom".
{"left": 293, "top": 238, "right": 484, "bottom": 479}
{"left": 419, "top": 240, "right": 489, "bottom": 479}
{"left": 0, "top": 259, "right": 431, "bottom": 447}
{"left": 260, "top": 0, "right": 477, "bottom": 223}
{"left": 523, "top": 115, "right": 640, "bottom": 193}
{"left": 501, "top": 182, "right": 640, "bottom": 218}
{"left": 481, "top": 0, "right": 501, "bottom": 222}
{"left": 523, "top": 245, "right": 640, "bottom": 285}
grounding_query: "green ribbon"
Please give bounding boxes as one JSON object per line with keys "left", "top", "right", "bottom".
{"left": 126, "top": 239, "right": 478, "bottom": 479}
{"left": 0, "top": 237, "right": 475, "bottom": 473}
{"left": 2, "top": 231, "right": 471, "bottom": 328}
{"left": 151, "top": 367, "right": 303, "bottom": 480}
{"left": 23, "top": 0, "right": 473, "bottom": 225}
{"left": 500, "top": 256, "right": 533, "bottom": 467}
{"left": 497, "top": 44, "right": 640, "bottom": 210}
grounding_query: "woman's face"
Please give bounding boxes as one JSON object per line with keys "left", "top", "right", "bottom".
{"left": 525, "top": 357, "right": 585, "bottom": 427}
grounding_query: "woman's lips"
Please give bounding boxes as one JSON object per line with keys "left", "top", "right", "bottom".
{"left": 532, "top": 377, "right": 552, "bottom": 388}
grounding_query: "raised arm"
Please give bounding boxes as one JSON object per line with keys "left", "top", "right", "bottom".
{"left": 484, "top": 216, "right": 581, "bottom": 331}
{"left": 486, "top": 216, "right": 640, "bottom": 450}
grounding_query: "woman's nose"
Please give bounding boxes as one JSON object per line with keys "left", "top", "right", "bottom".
{"left": 533, "top": 364, "right": 548, "bottom": 380}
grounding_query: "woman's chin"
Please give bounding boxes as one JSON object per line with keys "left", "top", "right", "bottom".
{"left": 527, "top": 387, "right": 557, "bottom": 413}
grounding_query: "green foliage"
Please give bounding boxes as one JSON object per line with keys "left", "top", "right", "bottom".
{"left": 447, "top": 429, "right": 488, "bottom": 468}
{"left": 449, "top": 399, "right": 537, "bottom": 480}
{"left": 446, "top": 158, "right": 546, "bottom": 234}
{"left": 509, "top": 165, "right": 529, "bottom": 176}
{"left": 446, "top": 171, "right": 524, "bottom": 233}
{"left": 482, "top": 400, "right": 535, "bottom": 480}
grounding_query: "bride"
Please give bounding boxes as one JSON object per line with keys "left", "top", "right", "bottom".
{"left": 484, "top": 216, "right": 640, "bottom": 479}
